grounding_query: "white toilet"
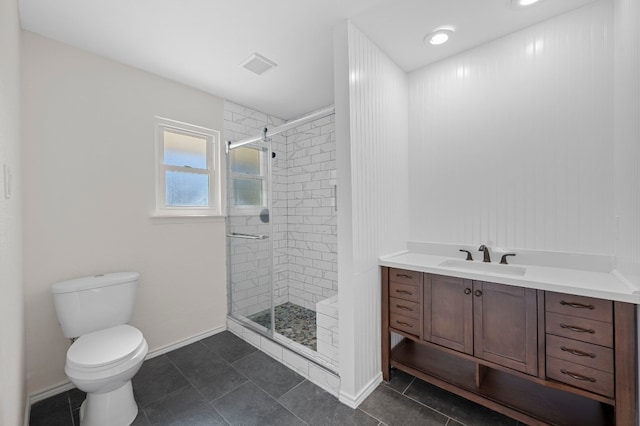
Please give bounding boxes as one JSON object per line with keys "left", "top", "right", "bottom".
{"left": 52, "top": 272, "right": 149, "bottom": 426}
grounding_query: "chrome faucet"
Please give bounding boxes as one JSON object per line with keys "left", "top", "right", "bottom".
{"left": 478, "top": 245, "right": 491, "bottom": 263}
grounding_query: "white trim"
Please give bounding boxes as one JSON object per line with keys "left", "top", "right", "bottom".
{"left": 154, "top": 116, "right": 222, "bottom": 217}
{"left": 29, "top": 382, "right": 76, "bottom": 405}
{"left": 145, "top": 325, "right": 226, "bottom": 360}
{"left": 149, "top": 214, "right": 226, "bottom": 222}
{"left": 338, "top": 372, "right": 382, "bottom": 408}
{"left": 26, "top": 326, "right": 226, "bottom": 409}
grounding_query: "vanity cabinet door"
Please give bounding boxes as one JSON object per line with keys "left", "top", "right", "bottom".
{"left": 423, "top": 274, "right": 473, "bottom": 355}
{"left": 473, "top": 282, "right": 538, "bottom": 375}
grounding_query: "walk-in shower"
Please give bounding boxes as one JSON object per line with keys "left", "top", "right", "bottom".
{"left": 225, "top": 104, "right": 338, "bottom": 371}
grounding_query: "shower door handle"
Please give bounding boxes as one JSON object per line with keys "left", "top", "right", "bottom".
{"left": 227, "top": 232, "right": 269, "bottom": 240}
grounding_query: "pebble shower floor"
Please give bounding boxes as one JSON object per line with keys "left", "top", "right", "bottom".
{"left": 248, "top": 302, "right": 317, "bottom": 351}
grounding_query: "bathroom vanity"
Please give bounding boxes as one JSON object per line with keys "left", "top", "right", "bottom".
{"left": 380, "top": 252, "right": 639, "bottom": 426}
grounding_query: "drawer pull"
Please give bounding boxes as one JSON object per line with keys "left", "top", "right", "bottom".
{"left": 561, "top": 346, "right": 596, "bottom": 358}
{"left": 396, "top": 321, "right": 413, "bottom": 328}
{"left": 396, "top": 290, "right": 413, "bottom": 295}
{"left": 560, "top": 369, "right": 596, "bottom": 382}
{"left": 560, "top": 300, "right": 595, "bottom": 310}
{"left": 396, "top": 305, "right": 413, "bottom": 311}
{"left": 396, "top": 273, "right": 413, "bottom": 279}
{"left": 464, "top": 288, "right": 471, "bottom": 295}
{"left": 560, "top": 323, "right": 595, "bottom": 334}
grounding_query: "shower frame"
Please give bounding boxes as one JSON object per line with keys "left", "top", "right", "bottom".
{"left": 225, "top": 105, "right": 337, "bottom": 370}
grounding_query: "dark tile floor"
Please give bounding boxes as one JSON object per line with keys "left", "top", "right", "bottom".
{"left": 30, "top": 331, "right": 524, "bottom": 426}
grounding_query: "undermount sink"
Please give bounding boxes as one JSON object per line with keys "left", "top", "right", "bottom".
{"left": 438, "top": 259, "right": 526, "bottom": 276}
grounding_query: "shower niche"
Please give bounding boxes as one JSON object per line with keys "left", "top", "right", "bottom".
{"left": 225, "top": 103, "right": 338, "bottom": 372}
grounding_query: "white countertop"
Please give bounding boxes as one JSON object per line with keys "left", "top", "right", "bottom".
{"left": 379, "top": 251, "right": 640, "bottom": 304}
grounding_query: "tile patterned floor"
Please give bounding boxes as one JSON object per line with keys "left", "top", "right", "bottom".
{"left": 29, "top": 331, "right": 525, "bottom": 426}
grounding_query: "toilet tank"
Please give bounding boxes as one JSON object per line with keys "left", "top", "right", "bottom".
{"left": 52, "top": 272, "right": 140, "bottom": 338}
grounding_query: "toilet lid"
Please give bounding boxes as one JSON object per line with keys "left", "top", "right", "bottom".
{"left": 67, "top": 325, "right": 144, "bottom": 369}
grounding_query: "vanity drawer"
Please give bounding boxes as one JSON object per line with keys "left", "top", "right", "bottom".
{"left": 546, "top": 292, "right": 612, "bottom": 323}
{"left": 390, "top": 281, "right": 421, "bottom": 303}
{"left": 390, "top": 297, "right": 420, "bottom": 319}
{"left": 546, "top": 356, "right": 614, "bottom": 398}
{"left": 546, "top": 312, "right": 613, "bottom": 348}
{"left": 389, "top": 268, "right": 422, "bottom": 286}
{"left": 390, "top": 313, "right": 421, "bottom": 336}
{"left": 546, "top": 334, "right": 613, "bottom": 373}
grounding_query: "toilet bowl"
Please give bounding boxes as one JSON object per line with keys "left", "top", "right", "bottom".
{"left": 65, "top": 325, "right": 148, "bottom": 426}
{"left": 51, "top": 272, "right": 147, "bottom": 426}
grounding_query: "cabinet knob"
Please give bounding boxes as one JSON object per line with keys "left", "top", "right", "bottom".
{"left": 475, "top": 290, "right": 483, "bottom": 297}
{"left": 464, "top": 288, "right": 471, "bottom": 295}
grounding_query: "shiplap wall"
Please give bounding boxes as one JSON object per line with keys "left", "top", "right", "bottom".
{"left": 613, "top": 0, "right": 640, "bottom": 282}
{"left": 335, "top": 21, "right": 408, "bottom": 405}
{"left": 408, "top": 1, "right": 614, "bottom": 254}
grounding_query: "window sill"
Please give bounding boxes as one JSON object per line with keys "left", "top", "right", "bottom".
{"left": 149, "top": 213, "right": 226, "bottom": 224}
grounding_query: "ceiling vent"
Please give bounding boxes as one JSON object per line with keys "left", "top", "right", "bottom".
{"left": 241, "top": 53, "right": 278, "bottom": 75}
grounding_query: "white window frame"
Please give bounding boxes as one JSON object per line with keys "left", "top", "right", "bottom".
{"left": 154, "top": 117, "right": 222, "bottom": 217}
{"left": 229, "top": 145, "right": 268, "bottom": 215}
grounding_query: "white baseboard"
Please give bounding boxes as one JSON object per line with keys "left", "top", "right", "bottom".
{"left": 29, "top": 382, "right": 76, "bottom": 405}
{"left": 26, "top": 325, "right": 227, "bottom": 410}
{"left": 339, "top": 372, "right": 382, "bottom": 408}
{"left": 145, "top": 325, "right": 226, "bottom": 359}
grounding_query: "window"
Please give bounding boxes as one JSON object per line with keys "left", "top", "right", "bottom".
{"left": 229, "top": 146, "right": 266, "bottom": 211}
{"left": 155, "top": 117, "right": 221, "bottom": 216}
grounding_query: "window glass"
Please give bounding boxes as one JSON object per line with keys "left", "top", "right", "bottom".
{"left": 233, "top": 178, "right": 262, "bottom": 206}
{"left": 230, "top": 147, "right": 261, "bottom": 175}
{"left": 164, "top": 130, "right": 207, "bottom": 169}
{"left": 165, "top": 171, "right": 209, "bottom": 207}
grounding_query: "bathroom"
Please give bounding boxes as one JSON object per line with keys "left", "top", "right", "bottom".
{"left": 2, "top": 0, "right": 640, "bottom": 425}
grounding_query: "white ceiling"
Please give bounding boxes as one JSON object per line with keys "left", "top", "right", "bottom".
{"left": 19, "top": 0, "right": 600, "bottom": 120}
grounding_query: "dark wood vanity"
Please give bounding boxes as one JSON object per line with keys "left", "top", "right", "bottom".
{"left": 381, "top": 266, "right": 638, "bottom": 426}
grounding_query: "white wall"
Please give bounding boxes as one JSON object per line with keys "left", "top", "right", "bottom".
{"left": 335, "top": 21, "right": 409, "bottom": 406}
{"left": 613, "top": 0, "right": 640, "bottom": 284}
{"left": 21, "top": 32, "right": 227, "bottom": 395}
{"left": 0, "top": 0, "right": 25, "bottom": 423}
{"left": 408, "top": 1, "right": 614, "bottom": 254}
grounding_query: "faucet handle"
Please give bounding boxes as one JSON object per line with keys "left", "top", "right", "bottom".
{"left": 500, "top": 253, "right": 516, "bottom": 264}
{"left": 459, "top": 249, "right": 473, "bottom": 261}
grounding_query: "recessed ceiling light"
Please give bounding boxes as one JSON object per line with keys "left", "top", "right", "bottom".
{"left": 240, "top": 53, "right": 277, "bottom": 75}
{"left": 511, "top": 0, "right": 542, "bottom": 8}
{"left": 424, "top": 27, "right": 455, "bottom": 46}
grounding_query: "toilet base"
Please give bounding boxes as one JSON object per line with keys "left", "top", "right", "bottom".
{"left": 79, "top": 380, "right": 138, "bottom": 426}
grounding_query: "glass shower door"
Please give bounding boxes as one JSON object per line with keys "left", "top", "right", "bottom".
{"left": 226, "top": 138, "right": 274, "bottom": 334}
